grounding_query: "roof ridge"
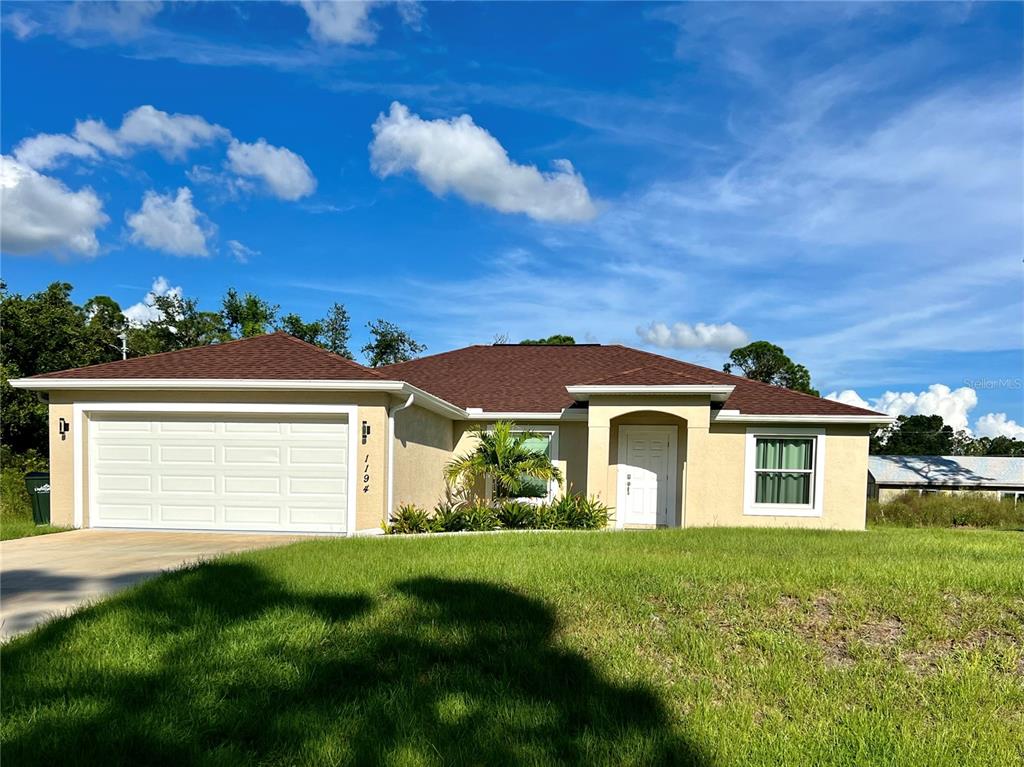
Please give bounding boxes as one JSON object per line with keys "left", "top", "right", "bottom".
{"left": 33, "top": 331, "right": 283, "bottom": 378}
{"left": 275, "top": 332, "right": 385, "bottom": 378}
{"left": 580, "top": 363, "right": 702, "bottom": 386}
{"left": 377, "top": 344, "right": 489, "bottom": 371}
{"left": 609, "top": 345, "right": 885, "bottom": 417}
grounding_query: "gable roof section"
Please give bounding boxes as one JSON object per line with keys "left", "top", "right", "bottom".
{"left": 379, "top": 344, "right": 884, "bottom": 417}
{"left": 869, "top": 455, "right": 1024, "bottom": 488}
{"left": 29, "top": 331, "right": 384, "bottom": 381}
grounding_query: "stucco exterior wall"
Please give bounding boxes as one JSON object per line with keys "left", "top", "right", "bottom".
{"left": 46, "top": 390, "right": 390, "bottom": 532}
{"left": 684, "top": 423, "right": 871, "bottom": 530}
{"left": 392, "top": 402, "right": 454, "bottom": 513}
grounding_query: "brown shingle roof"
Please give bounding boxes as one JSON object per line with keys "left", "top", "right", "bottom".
{"left": 379, "top": 344, "right": 885, "bottom": 417}
{"left": 30, "top": 335, "right": 885, "bottom": 418}
{"left": 32, "top": 331, "right": 383, "bottom": 380}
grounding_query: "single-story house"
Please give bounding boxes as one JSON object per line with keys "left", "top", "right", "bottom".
{"left": 868, "top": 455, "right": 1024, "bottom": 503}
{"left": 11, "top": 333, "right": 892, "bottom": 534}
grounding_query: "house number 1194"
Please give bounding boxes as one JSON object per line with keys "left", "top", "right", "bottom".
{"left": 363, "top": 454, "right": 370, "bottom": 493}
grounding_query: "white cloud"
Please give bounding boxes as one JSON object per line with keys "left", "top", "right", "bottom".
{"left": 974, "top": 413, "right": 1024, "bottom": 440}
{"left": 3, "top": 11, "right": 41, "bottom": 39}
{"left": 226, "top": 139, "right": 316, "bottom": 200}
{"left": 295, "top": 1, "right": 423, "bottom": 45}
{"left": 824, "top": 389, "right": 872, "bottom": 411}
{"left": 370, "top": 102, "right": 597, "bottom": 223}
{"left": 62, "top": 1, "right": 163, "bottom": 42}
{"left": 77, "top": 105, "right": 229, "bottom": 160}
{"left": 13, "top": 132, "right": 99, "bottom": 170}
{"left": 637, "top": 321, "right": 748, "bottom": 351}
{"left": 126, "top": 187, "right": 213, "bottom": 257}
{"left": 298, "top": 0, "right": 377, "bottom": 45}
{"left": 226, "top": 239, "right": 259, "bottom": 264}
{"left": 122, "top": 276, "right": 183, "bottom": 326}
{"left": 0, "top": 155, "right": 108, "bottom": 256}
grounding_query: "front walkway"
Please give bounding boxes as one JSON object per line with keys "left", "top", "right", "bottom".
{"left": 1, "top": 529, "right": 302, "bottom": 640}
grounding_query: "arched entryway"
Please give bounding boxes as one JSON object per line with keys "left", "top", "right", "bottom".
{"left": 608, "top": 411, "right": 688, "bottom": 528}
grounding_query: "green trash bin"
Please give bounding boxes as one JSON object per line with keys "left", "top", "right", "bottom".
{"left": 24, "top": 472, "right": 51, "bottom": 525}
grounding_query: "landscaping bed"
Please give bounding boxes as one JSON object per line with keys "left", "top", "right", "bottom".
{"left": 2, "top": 527, "right": 1021, "bottom": 766}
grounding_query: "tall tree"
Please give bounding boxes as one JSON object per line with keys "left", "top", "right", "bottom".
{"left": 0, "top": 282, "right": 122, "bottom": 455}
{"left": 128, "top": 294, "right": 230, "bottom": 355}
{"left": 278, "top": 313, "right": 323, "bottom": 345}
{"left": 319, "top": 303, "right": 353, "bottom": 358}
{"left": 361, "top": 319, "right": 426, "bottom": 367}
{"left": 221, "top": 288, "right": 279, "bottom": 338}
{"left": 520, "top": 335, "right": 576, "bottom": 345}
{"left": 872, "top": 414, "right": 955, "bottom": 455}
{"left": 723, "top": 341, "right": 819, "bottom": 396}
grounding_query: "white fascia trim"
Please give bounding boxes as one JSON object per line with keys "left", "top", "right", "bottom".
{"left": 462, "top": 410, "right": 589, "bottom": 422}
{"left": 743, "top": 426, "right": 826, "bottom": 518}
{"left": 714, "top": 413, "right": 894, "bottom": 425}
{"left": 566, "top": 384, "right": 734, "bottom": 401}
{"left": 11, "top": 377, "right": 467, "bottom": 420}
{"left": 72, "top": 401, "right": 359, "bottom": 535}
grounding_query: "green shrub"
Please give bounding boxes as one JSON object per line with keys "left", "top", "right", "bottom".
{"left": 546, "top": 493, "right": 613, "bottom": 530}
{"left": 460, "top": 502, "right": 499, "bottom": 532}
{"left": 496, "top": 500, "right": 538, "bottom": 529}
{"left": 868, "top": 491, "right": 1022, "bottom": 529}
{"left": 432, "top": 504, "right": 467, "bottom": 533}
{"left": 387, "top": 504, "right": 435, "bottom": 534}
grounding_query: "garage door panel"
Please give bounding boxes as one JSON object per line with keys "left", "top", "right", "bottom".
{"left": 224, "top": 505, "right": 282, "bottom": 524}
{"left": 98, "top": 474, "right": 153, "bottom": 492}
{"left": 289, "top": 446, "right": 346, "bottom": 466}
{"left": 161, "top": 504, "right": 216, "bottom": 522}
{"left": 98, "top": 503, "right": 153, "bottom": 521}
{"left": 98, "top": 444, "right": 152, "bottom": 462}
{"left": 90, "top": 413, "right": 349, "bottom": 532}
{"left": 160, "top": 475, "right": 215, "bottom": 493}
{"left": 160, "top": 445, "right": 216, "bottom": 464}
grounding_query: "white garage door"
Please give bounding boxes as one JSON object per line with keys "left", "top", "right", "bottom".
{"left": 89, "top": 413, "right": 350, "bottom": 533}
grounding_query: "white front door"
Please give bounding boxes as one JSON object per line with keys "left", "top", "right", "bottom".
{"left": 617, "top": 427, "right": 677, "bottom": 527}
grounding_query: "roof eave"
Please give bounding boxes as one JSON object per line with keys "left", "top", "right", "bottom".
{"left": 713, "top": 412, "right": 895, "bottom": 425}
{"left": 566, "top": 384, "right": 735, "bottom": 402}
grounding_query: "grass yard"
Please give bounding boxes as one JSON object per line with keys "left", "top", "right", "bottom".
{"left": 2, "top": 528, "right": 1022, "bottom": 766}
{"left": 0, "top": 516, "right": 70, "bottom": 541}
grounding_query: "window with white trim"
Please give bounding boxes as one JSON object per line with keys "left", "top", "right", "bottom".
{"left": 754, "top": 437, "right": 815, "bottom": 505}
{"left": 485, "top": 427, "right": 559, "bottom": 502}
{"left": 744, "top": 428, "right": 825, "bottom": 517}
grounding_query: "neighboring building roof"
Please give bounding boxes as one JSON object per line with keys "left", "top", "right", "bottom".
{"left": 379, "top": 344, "right": 884, "bottom": 417}
{"left": 29, "top": 332, "right": 383, "bottom": 381}
{"left": 868, "top": 455, "right": 1024, "bottom": 488}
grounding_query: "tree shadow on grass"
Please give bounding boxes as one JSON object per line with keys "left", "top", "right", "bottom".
{"left": 2, "top": 564, "right": 706, "bottom": 766}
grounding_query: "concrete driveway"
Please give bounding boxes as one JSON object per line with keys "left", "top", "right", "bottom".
{"left": 1, "top": 530, "right": 303, "bottom": 641}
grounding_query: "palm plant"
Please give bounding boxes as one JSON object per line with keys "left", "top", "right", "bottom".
{"left": 444, "top": 421, "right": 563, "bottom": 500}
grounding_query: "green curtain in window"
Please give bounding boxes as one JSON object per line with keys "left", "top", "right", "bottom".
{"left": 756, "top": 438, "right": 812, "bottom": 470}
{"left": 755, "top": 472, "right": 811, "bottom": 504}
{"left": 517, "top": 435, "right": 551, "bottom": 498}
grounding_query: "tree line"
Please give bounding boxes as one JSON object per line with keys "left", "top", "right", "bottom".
{"left": 0, "top": 281, "right": 427, "bottom": 457}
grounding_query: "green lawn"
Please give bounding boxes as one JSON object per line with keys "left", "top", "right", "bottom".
{"left": 0, "top": 517, "right": 70, "bottom": 541}
{"left": 2, "top": 528, "right": 1022, "bottom": 766}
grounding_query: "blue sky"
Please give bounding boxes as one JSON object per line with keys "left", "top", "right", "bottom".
{"left": 2, "top": 1, "right": 1022, "bottom": 435}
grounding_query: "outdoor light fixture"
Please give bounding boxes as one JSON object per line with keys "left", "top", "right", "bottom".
{"left": 59, "top": 417, "right": 70, "bottom": 441}
{"left": 362, "top": 421, "right": 371, "bottom": 444}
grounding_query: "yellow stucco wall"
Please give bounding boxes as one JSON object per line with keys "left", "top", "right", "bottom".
{"left": 42, "top": 388, "right": 872, "bottom": 533}
{"left": 392, "top": 402, "right": 454, "bottom": 513}
{"left": 46, "top": 390, "right": 390, "bottom": 532}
